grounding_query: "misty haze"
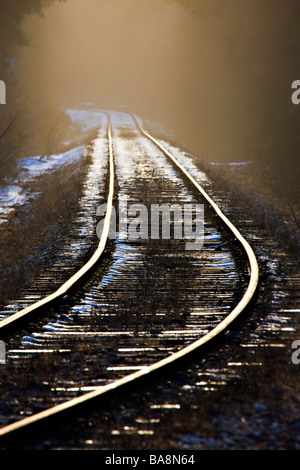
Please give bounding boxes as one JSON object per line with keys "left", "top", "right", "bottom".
{"left": 1, "top": 0, "right": 300, "bottom": 176}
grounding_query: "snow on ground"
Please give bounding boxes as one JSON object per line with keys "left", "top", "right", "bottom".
{"left": 0, "top": 108, "right": 109, "bottom": 225}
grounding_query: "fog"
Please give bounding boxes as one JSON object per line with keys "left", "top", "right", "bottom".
{"left": 2, "top": 0, "right": 300, "bottom": 176}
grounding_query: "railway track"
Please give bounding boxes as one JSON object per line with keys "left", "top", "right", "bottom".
{"left": 0, "top": 111, "right": 259, "bottom": 443}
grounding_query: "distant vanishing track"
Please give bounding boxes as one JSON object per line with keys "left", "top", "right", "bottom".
{"left": 0, "top": 112, "right": 259, "bottom": 438}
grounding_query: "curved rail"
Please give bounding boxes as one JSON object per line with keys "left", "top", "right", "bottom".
{"left": 0, "top": 114, "right": 114, "bottom": 332}
{"left": 0, "top": 113, "right": 259, "bottom": 438}
{"left": 132, "top": 114, "right": 259, "bottom": 316}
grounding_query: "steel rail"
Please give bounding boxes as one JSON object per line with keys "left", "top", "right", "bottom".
{"left": 0, "top": 113, "right": 259, "bottom": 438}
{"left": 0, "top": 113, "right": 115, "bottom": 332}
